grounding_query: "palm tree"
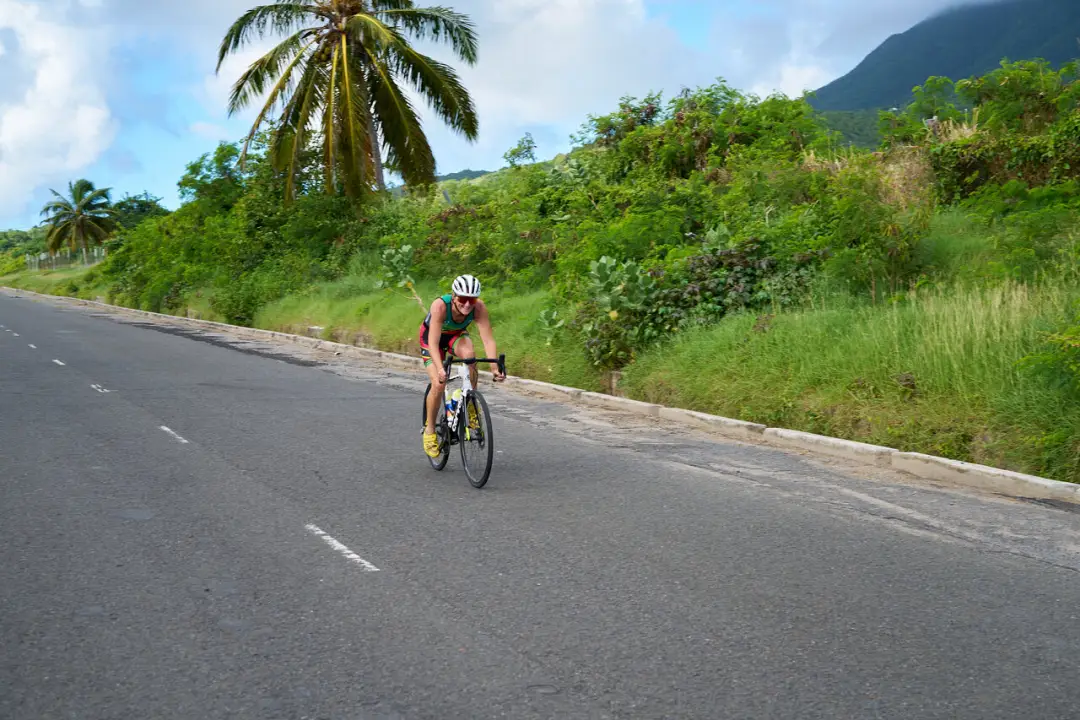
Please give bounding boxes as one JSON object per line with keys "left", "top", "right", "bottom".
{"left": 217, "top": 0, "right": 480, "bottom": 201}
{"left": 39, "top": 179, "right": 117, "bottom": 264}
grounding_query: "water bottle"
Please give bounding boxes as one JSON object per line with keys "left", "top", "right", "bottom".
{"left": 445, "top": 387, "right": 461, "bottom": 423}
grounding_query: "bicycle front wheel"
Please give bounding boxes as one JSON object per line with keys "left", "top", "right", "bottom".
{"left": 422, "top": 382, "right": 450, "bottom": 471}
{"left": 459, "top": 389, "right": 494, "bottom": 488}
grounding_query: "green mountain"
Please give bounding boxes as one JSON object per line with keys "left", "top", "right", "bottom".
{"left": 435, "top": 168, "right": 490, "bottom": 182}
{"left": 811, "top": 0, "right": 1080, "bottom": 112}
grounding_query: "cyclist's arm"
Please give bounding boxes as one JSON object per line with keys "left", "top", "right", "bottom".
{"left": 473, "top": 302, "right": 503, "bottom": 377}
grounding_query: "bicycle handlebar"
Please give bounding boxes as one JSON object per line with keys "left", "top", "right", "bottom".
{"left": 444, "top": 353, "right": 506, "bottom": 377}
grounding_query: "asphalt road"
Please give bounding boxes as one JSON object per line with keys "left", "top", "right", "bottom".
{"left": 3, "top": 292, "right": 1080, "bottom": 720}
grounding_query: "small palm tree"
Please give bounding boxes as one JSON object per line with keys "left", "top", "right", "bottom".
{"left": 218, "top": 0, "right": 480, "bottom": 201}
{"left": 40, "top": 179, "right": 117, "bottom": 263}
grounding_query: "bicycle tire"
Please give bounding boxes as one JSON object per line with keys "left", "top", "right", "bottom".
{"left": 459, "top": 389, "right": 494, "bottom": 488}
{"left": 422, "top": 383, "right": 450, "bottom": 471}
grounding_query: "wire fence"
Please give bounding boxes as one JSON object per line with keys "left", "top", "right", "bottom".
{"left": 24, "top": 247, "right": 107, "bottom": 271}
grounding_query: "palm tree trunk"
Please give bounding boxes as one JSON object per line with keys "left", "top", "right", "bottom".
{"left": 366, "top": 108, "right": 386, "bottom": 192}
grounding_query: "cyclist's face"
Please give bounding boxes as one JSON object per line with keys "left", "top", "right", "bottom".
{"left": 453, "top": 294, "right": 477, "bottom": 312}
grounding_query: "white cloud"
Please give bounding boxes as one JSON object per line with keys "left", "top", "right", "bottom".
{"left": 410, "top": 0, "right": 715, "bottom": 172}
{"left": 713, "top": 0, "right": 1003, "bottom": 99}
{"left": 0, "top": 0, "right": 116, "bottom": 220}
{"left": 199, "top": 37, "right": 279, "bottom": 127}
{"left": 0, "top": 0, "right": 1007, "bottom": 225}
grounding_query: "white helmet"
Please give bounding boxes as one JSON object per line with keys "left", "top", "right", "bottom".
{"left": 452, "top": 274, "right": 481, "bottom": 297}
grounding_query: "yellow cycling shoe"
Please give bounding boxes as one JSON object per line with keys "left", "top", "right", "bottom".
{"left": 423, "top": 431, "right": 441, "bottom": 458}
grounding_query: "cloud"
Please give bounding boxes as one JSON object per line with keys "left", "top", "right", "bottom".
{"left": 410, "top": 0, "right": 717, "bottom": 172}
{"left": 0, "top": 0, "right": 1008, "bottom": 226}
{"left": 714, "top": 0, "right": 1003, "bottom": 98}
{"left": 198, "top": 37, "right": 279, "bottom": 127}
{"left": 0, "top": 0, "right": 116, "bottom": 220}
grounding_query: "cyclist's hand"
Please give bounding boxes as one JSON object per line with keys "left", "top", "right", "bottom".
{"left": 493, "top": 368, "right": 506, "bottom": 382}
{"left": 437, "top": 368, "right": 447, "bottom": 384}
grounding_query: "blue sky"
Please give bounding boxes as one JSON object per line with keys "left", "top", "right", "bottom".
{"left": 0, "top": 0, "right": 975, "bottom": 230}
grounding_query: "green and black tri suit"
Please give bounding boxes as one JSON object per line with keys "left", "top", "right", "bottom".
{"left": 418, "top": 294, "right": 474, "bottom": 366}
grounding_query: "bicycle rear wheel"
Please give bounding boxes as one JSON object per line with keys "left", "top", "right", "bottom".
{"left": 459, "top": 389, "right": 494, "bottom": 488}
{"left": 422, "top": 383, "right": 450, "bottom": 470}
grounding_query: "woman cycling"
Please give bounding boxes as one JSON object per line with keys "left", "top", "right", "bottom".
{"left": 419, "top": 274, "right": 504, "bottom": 457}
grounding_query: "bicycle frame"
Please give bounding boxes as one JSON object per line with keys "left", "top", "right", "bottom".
{"left": 441, "top": 354, "right": 505, "bottom": 438}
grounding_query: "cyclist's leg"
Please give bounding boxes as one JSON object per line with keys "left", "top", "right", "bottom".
{"left": 422, "top": 357, "right": 444, "bottom": 435}
{"left": 421, "top": 331, "right": 458, "bottom": 433}
{"left": 449, "top": 334, "right": 477, "bottom": 388}
{"left": 419, "top": 327, "right": 447, "bottom": 448}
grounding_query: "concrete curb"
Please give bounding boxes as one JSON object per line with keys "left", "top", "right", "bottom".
{"left": 579, "top": 391, "right": 661, "bottom": 417}
{"left": 658, "top": 407, "right": 766, "bottom": 440}
{"left": 5, "top": 285, "right": 1077, "bottom": 504}
{"left": 764, "top": 428, "right": 896, "bottom": 468}
{"left": 891, "top": 452, "right": 1080, "bottom": 503}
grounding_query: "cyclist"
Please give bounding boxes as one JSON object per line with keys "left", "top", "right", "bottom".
{"left": 420, "top": 274, "right": 505, "bottom": 457}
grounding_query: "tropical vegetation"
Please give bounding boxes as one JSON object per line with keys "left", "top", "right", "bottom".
{"left": 3, "top": 55, "right": 1080, "bottom": 484}
{"left": 39, "top": 179, "right": 117, "bottom": 264}
{"left": 217, "top": 0, "right": 480, "bottom": 199}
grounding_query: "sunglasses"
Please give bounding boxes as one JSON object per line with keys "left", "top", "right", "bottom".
{"left": 455, "top": 296, "right": 478, "bottom": 305}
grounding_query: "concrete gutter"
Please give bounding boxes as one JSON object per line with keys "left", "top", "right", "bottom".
{"left": 6, "top": 286, "right": 1077, "bottom": 504}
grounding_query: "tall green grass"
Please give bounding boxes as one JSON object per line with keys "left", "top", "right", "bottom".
{"left": 621, "top": 277, "right": 1080, "bottom": 481}
{"left": 1, "top": 265, "right": 111, "bottom": 300}
{"left": 7, "top": 220, "right": 1077, "bottom": 481}
{"left": 254, "top": 276, "right": 603, "bottom": 391}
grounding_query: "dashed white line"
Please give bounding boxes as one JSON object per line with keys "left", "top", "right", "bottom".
{"left": 52, "top": 359, "right": 65, "bottom": 366}
{"left": 12, "top": 333, "right": 18, "bottom": 337}
{"left": 159, "top": 426, "right": 189, "bottom": 444}
{"left": 305, "top": 524, "right": 380, "bottom": 572}
{"left": 27, "top": 344, "right": 36, "bottom": 349}
{"left": 90, "top": 384, "right": 111, "bottom": 394}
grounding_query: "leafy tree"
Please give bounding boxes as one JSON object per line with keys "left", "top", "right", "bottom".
{"left": 217, "top": 0, "right": 480, "bottom": 201}
{"left": 39, "top": 179, "right": 117, "bottom": 262}
{"left": 178, "top": 142, "right": 250, "bottom": 214}
{"left": 956, "top": 59, "right": 1080, "bottom": 133}
{"left": 113, "top": 192, "right": 171, "bottom": 229}
{"left": 504, "top": 132, "right": 537, "bottom": 167}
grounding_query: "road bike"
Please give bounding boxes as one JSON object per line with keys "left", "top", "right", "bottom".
{"left": 421, "top": 353, "right": 506, "bottom": 488}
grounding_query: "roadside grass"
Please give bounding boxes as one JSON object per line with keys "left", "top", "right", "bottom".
{"left": 621, "top": 277, "right": 1080, "bottom": 481}
{"left": 8, "top": 241, "right": 1078, "bottom": 481}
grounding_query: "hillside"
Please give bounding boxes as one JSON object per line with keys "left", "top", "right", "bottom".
{"left": 811, "top": 0, "right": 1080, "bottom": 111}
{"left": 5, "top": 64, "right": 1080, "bottom": 482}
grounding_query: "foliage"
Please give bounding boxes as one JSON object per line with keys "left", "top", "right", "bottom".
{"left": 14, "top": 59, "right": 1080, "bottom": 480}
{"left": 216, "top": 0, "right": 479, "bottom": 199}
{"left": 817, "top": 110, "right": 881, "bottom": 148}
{"left": 1019, "top": 300, "right": 1080, "bottom": 392}
{"left": 113, "top": 192, "right": 170, "bottom": 229}
{"left": 0, "top": 227, "right": 46, "bottom": 257}
{"left": 504, "top": 133, "right": 537, "bottom": 168}
{"left": 375, "top": 243, "right": 426, "bottom": 309}
{"left": 39, "top": 179, "right": 117, "bottom": 257}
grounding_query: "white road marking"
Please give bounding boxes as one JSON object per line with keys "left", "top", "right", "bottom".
{"left": 52, "top": 359, "right": 65, "bottom": 366}
{"left": 90, "top": 384, "right": 111, "bottom": 393}
{"left": 159, "top": 426, "right": 189, "bottom": 444}
{"left": 305, "top": 524, "right": 380, "bottom": 572}
{"left": 12, "top": 333, "right": 18, "bottom": 337}
{"left": 28, "top": 344, "right": 36, "bottom": 349}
